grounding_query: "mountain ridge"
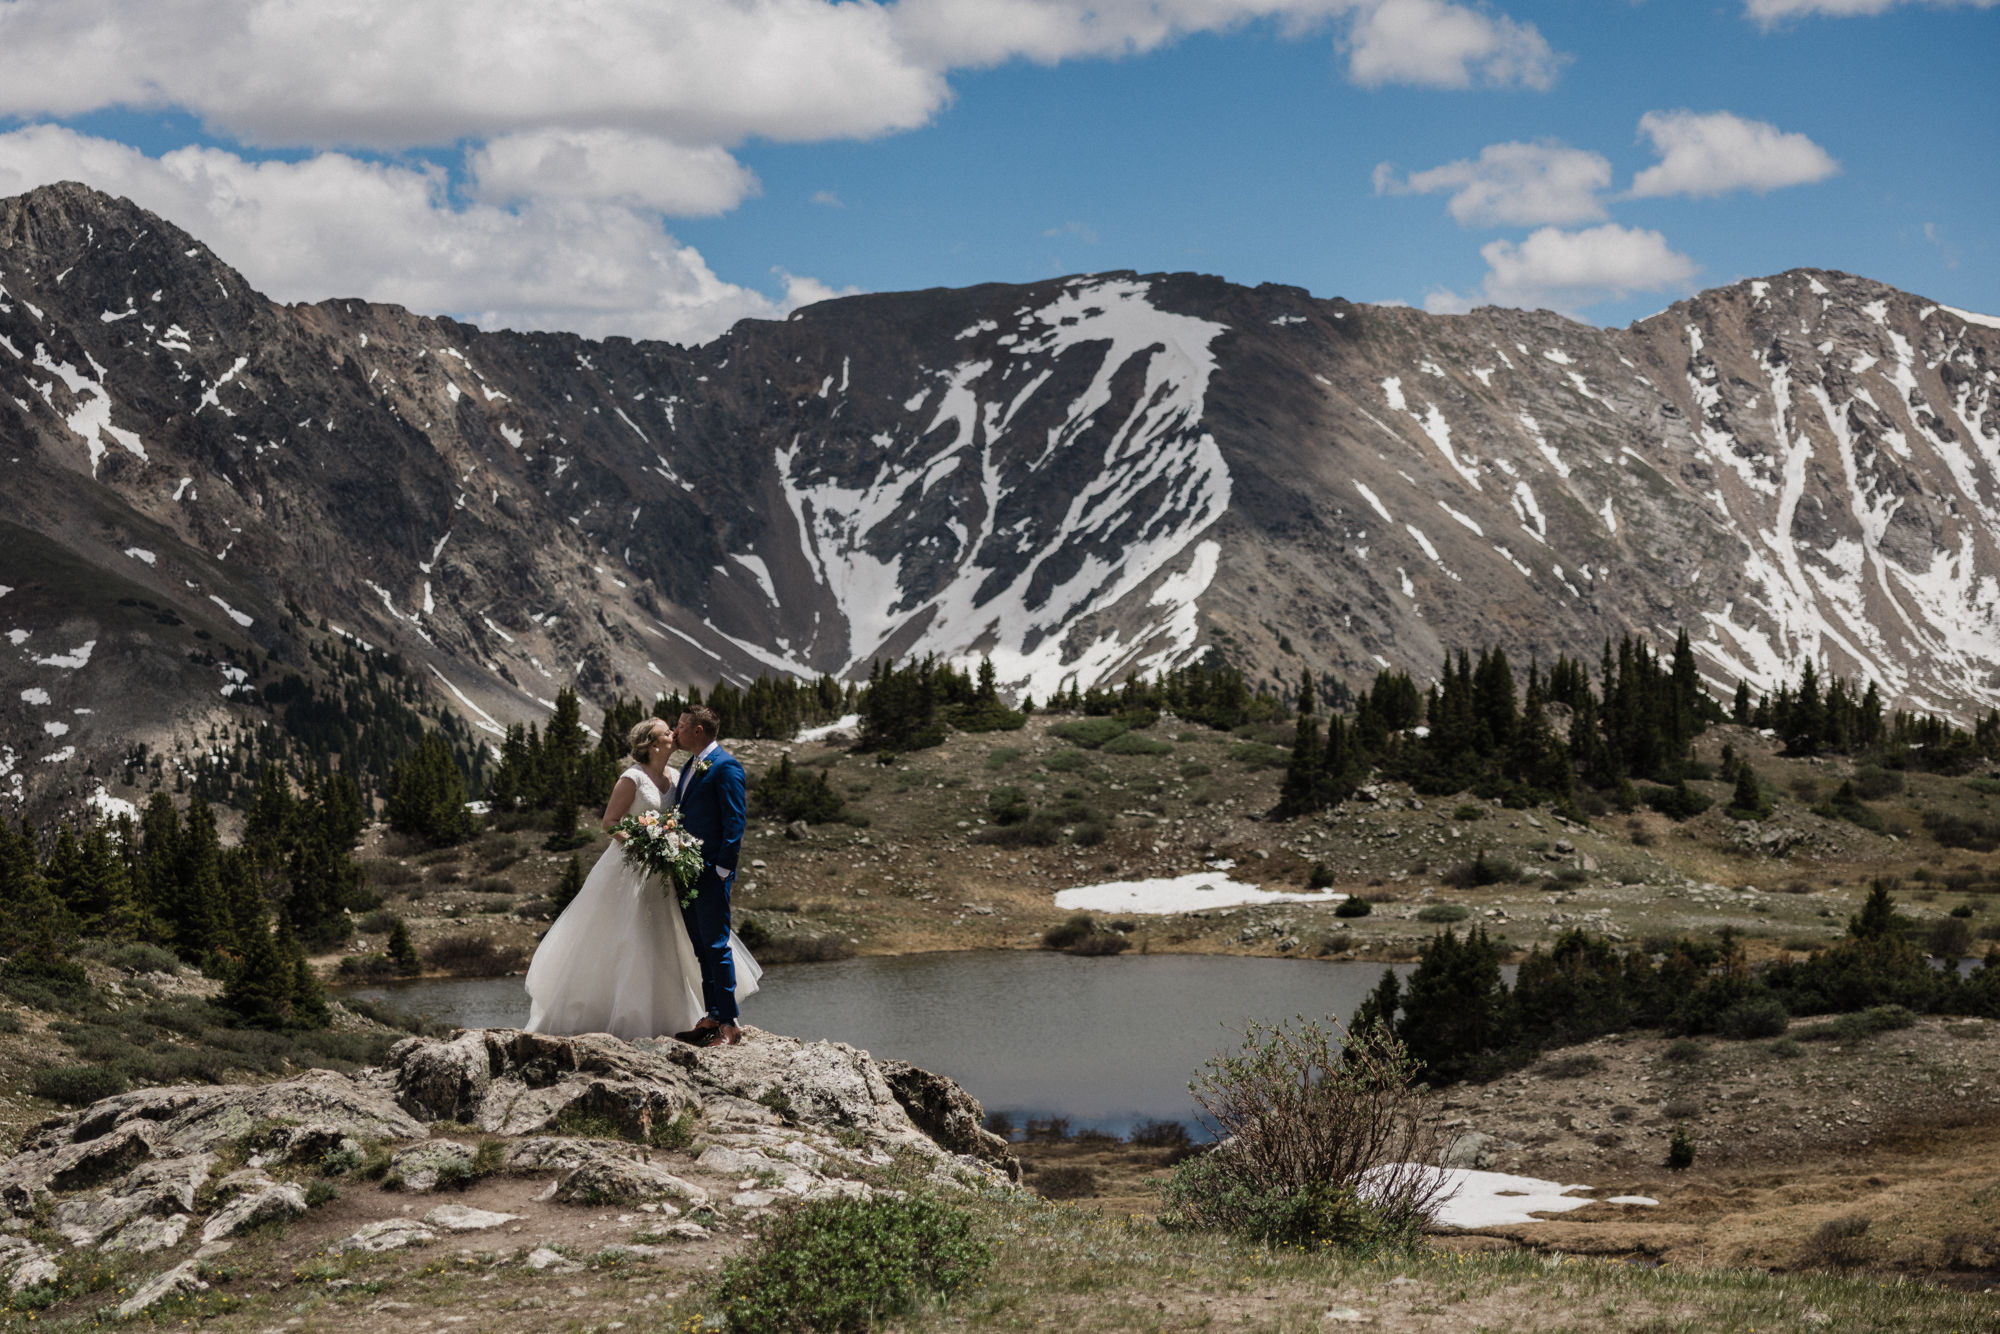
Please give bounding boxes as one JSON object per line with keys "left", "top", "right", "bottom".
{"left": 3, "top": 182, "right": 1998, "bottom": 815}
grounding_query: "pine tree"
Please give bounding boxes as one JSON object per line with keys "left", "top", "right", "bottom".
{"left": 1274, "top": 716, "right": 1323, "bottom": 818}
{"left": 551, "top": 855, "right": 586, "bottom": 915}
{"left": 386, "top": 732, "right": 476, "bottom": 845}
{"left": 223, "top": 922, "right": 291, "bottom": 1029}
{"left": 1848, "top": 878, "right": 1903, "bottom": 941}
{"left": 387, "top": 918, "right": 422, "bottom": 975}
{"left": 1727, "top": 763, "right": 1770, "bottom": 821}
{"left": 281, "top": 925, "right": 330, "bottom": 1029}
{"left": 0, "top": 817, "right": 68, "bottom": 954}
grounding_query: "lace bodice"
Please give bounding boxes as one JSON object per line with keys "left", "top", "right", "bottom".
{"left": 622, "top": 765, "right": 678, "bottom": 813}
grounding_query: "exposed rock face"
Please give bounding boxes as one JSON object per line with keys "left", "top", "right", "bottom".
{"left": 10, "top": 183, "right": 1994, "bottom": 808}
{"left": 0, "top": 1026, "right": 1015, "bottom": 1307}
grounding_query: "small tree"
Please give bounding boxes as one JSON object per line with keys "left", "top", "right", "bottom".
{"left": 386, "top": 918, "right": 422, "bottom": 975}
{"left": 387, "top": 732, "right": 477, "bottom": 846}
{"left": 550, "top": 855, "right": 585, "bottom": 915}
{"left": 1726, "top": 763, "right": 1770, "bottom": 821}
{"left": 1160, "top": 1016, "right": 1451, "bottom": 1250}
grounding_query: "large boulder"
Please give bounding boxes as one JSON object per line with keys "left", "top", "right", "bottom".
{"left": 389, "top": 1029, "right": 698, "bottom": 1139}
{"left": 385, "top": 1140, "right": 479, "bottom": 1193}
{"left": 48, "top": 1153, "right": 212, "bottom": 1247}
{"left": 877, "top": 1059, "right": 1020, "bottom": 1180}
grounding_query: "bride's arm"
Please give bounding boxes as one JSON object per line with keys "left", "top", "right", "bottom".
{"left": 602, "top": 775, "right": 639, "bottom": 837}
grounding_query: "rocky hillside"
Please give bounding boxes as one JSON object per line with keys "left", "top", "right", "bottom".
{"left": 4, "top": 182, "right": 2000, "bottom": 813}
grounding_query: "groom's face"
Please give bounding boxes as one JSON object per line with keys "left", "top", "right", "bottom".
{"left": 675, "top": 713, "right": 705, "bottom": 754}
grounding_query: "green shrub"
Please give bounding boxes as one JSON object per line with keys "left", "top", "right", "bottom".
{"left": 1033, "top": 1165, "right": 1099, "bottom": 1199}
{"left": 1855, "top": 767, "right": 1906, "bottom": 799}
{"left": 1334, "top": 897, "right": 1372, "bottom": 919}
{"left": 1666, "top": 1125, "right": 1696, "bottom": 1170}
{"left": 1306, "top": 862, "right": 1336, "bottom": 890}
{"left": 1101, "top": 730, "right": 1172, "bottom": 756}
{"left": 31, "top": 1063, "right": 128, "bottom": 1105}
{"left": 1795, "top": 1005, "right": 1916, "bottom": 1043}
{"left": 1416, "top": 903, "right": 1470, "bottom": 923}
{"left": 987, "top": 786, "right": 1032, "bottom": 825}
{"left": 711, "top": 1195, "right": 991, "bottom": 1334}
{"left": 78, "top": 940, "right": 181, "bottom": 974}
{"left": 0, "top": 956, "right": 96, "bottom": 1013}
{"left": 1051, "top": 718, "right": 1131, "bottom": 750}
{"left": 1042, "top": 749, "right": 1089, "bottom": 773}
{"left": 1662, "top": 1037, "right": 1704, "bottom": 1063}
{"left": 984, "top": 746, "right": 1022, "bottom": 770}
{"left": 1227, "top": 741, "right": 1291, "bottom": 769}
{"left": 1715, "top": 997, "right": 1790, "bottom": 1039}
{"left": 1451, "top": 804, "right": 1486, "bottom": 821}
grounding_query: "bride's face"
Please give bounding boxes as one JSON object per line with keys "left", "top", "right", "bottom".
{"left": 648, "top": 722, "right": 673, "bottom": 760}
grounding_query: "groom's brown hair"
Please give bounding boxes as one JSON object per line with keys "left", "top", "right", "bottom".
{"left": 683, "top": 704, "right": 720, "bottom": 740}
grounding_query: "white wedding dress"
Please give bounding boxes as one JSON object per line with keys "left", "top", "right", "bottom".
{"left": 523, "top": 764, "right": 761, "bottom": 1040}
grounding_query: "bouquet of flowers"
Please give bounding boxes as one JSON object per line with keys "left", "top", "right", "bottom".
{"left": 610, "top": 808, "right": 705, "bottom": 907}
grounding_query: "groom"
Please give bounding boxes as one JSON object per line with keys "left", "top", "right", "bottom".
{"left": 670, "top": 705, "right": 748, "bottom": 1046}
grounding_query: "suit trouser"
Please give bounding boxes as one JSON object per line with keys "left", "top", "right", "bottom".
{"left": 679, "top": 867, "right": 736, "bottom": 1023}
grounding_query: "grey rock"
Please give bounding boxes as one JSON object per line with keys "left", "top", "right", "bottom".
{"left": 554, "top": 1156, "right": 708, "bottom": 1208}
{"left": 524, "top": 1246, "right": 578, "bottom": 1271}
{"left": 331, "top": 1219, "right": 438, "bottom": 1254}
{"left": 424, "top": 1203, "right": 523, "bottom": 1232}
{"left": 1, "top": 1235, "right": 59, "bottom": 1293}
{"left": 1444, "top": 1131, "right": 1496, "bottom": 1170}
{"left": 877, "top": 1059, "right": 1020, "bottom": 1180}
{"left": 785, "top": 821, "right": 809, "bottom": 841}
{"left": 391, "top": 1029, "right": 697, "bottom": 1139}
{"left": 730, "top": 1190, "right": 778, "bottom": 1208}
{"left": 200, "top": 1182, "right": 307, "bottom": 1243}
{"left": 99, "top": 1214, "right": 190, "bottom": 1255}
{"left": 49, "top": 1152, "right": 212, "bottom": 1247}
{"left": 115, "top": 1259, "right": 205, "bottom": 1318}
{"left": 386, "top": 1140, "right": 479, "bottom": 1192}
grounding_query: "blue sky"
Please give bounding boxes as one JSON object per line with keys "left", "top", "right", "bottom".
{"left": 0, "top": 0, "right": 1992, "bottom": 340}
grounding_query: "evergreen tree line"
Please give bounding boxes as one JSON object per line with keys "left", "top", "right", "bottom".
{"left": 1277, "top": 632, "right": 2000, "bottom": 821}
{"left": 1352, "top": 881, "right": 2000, "bottom": 1085}
{"left": 0, "top": 767, "right": 374, "bottom": 1031}
{"left": 857, "top": 656, "right": 1027, "bottom": 752}
{"left": 162, "top": 626, "right": 488, "bottom": 823}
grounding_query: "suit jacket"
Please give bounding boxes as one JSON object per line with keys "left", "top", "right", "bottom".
{"left": 675, "top": 747, "right": 746, "bottom": 876}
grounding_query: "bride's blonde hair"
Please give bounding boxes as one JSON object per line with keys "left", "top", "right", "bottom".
{"left": 627, "top": 718, "right": 669, "bottom": 762}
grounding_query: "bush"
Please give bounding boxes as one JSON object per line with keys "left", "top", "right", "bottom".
{"left": 987, "top": 786, "right": 1032, "bottom": 825}
{"left": 1795, "top": 1005, "right": 1916, "bottom": 1043}
{"left": 31, "top": 1063, "right": 128, "bottom": 1106}
{"left": 1101, "top": 731, "right": 1172, "bottom": 757}
{"left": 1307, "top": 862, "right": 1336, "bottom": 890}
{"left": 712, "top": 1195, "right": 991, "bottom": 1334}
{"left": 1128, "top": 1119, "right": 1192, "bottom": 1150}
{"left": 1798, "top": 1216, "right": 1874, "bottom": 1272}
{"left": 77, "top": 940, "right": 181, "bottom": 975}
{"left": 1441, "top": 851, "right": 1519, "bottom": 888}
{"left": 1929, "top": 916, "right": 1975, "bottom": 959}
{"left": 1161, "top": 1018, "right": 1449, "bottom": 1252}
{"left": 1416, "top": 903, "right": 1470, "bottom": 923}
{"left": 1854, "top": 766, "right": 1905, "bottom": 800}
{"left": 1043, "top": 748, "right": 1089, "bottom": 774}
{"left": 1662, "top": 1037, "right": 1704, "bottom": 1063}
{"left": 1040, "top": 913, "right": 1128, "bottom": 956}
{"left": 1451, "top": 804, "right": 1486, "bottom": 821}
{"left": 1034, "top": 1165, "right": 1099, "bottom": 1199}
{"left": 1334, "top": 897, "right": 1373, "bottom": 919}
{"left": 1227, "top": 741, "right": 1291, "bottom": 769}
{"left": 423, "top": 933, "right": 526, "bottom": 977}
{"left": 1050, "top": 718, "right": 1131, "bottom": 750}
{"left": 1716, "top": 997, "right": 1790, "bottom": 1039}
{"left": 752, "top": 754, "right": 849, "bottom": 824}
{"left": 1642, "top": 781, "right": 1713, "bottom": 822}
{"left": 1666, "top": 1125, "right": 1696, "bottom": 1171}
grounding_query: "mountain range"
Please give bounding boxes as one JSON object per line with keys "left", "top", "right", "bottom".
{"left": 4, "top": 181, "right": 1999, "bottom": 815}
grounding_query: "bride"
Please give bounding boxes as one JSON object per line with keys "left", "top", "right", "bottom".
{"left": 524, "top": 717, "right": 760, "bottom": 1040}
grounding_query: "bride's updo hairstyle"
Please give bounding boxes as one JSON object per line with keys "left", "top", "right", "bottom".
{"left": 627, "top": 719, "right": 667, "bottom": 763}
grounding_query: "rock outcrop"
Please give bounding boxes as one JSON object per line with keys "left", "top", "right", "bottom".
{"left": 0, "top": 1027, "right": 1016, "bottom": 1310}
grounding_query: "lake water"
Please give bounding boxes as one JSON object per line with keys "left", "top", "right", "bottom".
{"left": 341, "top": 952, "right": 1414, "bottom": 1138}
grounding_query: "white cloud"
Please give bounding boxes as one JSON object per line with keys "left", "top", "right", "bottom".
{"left": 810, "top": 190, "right": 846, "bottom": 208}
{"left": 1426, "top": 223, "right": 1700, "bottom": 316}
{"left": 1344, "top": 0, "right": 1567, "bottom": 89}
{"left": 0, "top": 125, "right": 833, "bottom": 343}
{"left": 1745, "top": 0, "right": 1996, "bottom": 25}
{"left": 1629, "top": 110, "right": 1839, "bottom": 199}
{"left": 469, "top": 130, "right": 758, "bottom": 216}
{"left": 1375, "top": 140, "right": 1609, "bottom": 227}
{"left": 0, "top": 0, "right": 1567, "bottom": 338}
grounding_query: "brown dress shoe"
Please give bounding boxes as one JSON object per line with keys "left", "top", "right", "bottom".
{"left": 673, "top": 1026, "right": 721, "bottom": 1047}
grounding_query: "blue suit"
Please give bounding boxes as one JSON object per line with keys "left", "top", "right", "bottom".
{"left": 674, "top": 746, "right": 747, "bottom": 1024}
